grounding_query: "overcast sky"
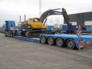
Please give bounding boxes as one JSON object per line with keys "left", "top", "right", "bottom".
{"left": 0, "top": 0, "right": 92, "bottom": 26}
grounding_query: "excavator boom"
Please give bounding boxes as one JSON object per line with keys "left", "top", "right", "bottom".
{"left": 40, "top": 8, "right": 73, "bottom": 34}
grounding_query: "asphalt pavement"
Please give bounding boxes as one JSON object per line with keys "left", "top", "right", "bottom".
{"left": 0, "top": 33, "right": 92, "bottom": 69}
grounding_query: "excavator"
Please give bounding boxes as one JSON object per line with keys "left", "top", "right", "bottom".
{"left": 5, "top": 8, "right": 75, "bottom": 37}
{"left": 23, "top": 18, "right": 47, "bottom": 30}
{"left": 21, "top": 8, "right": 75, "bottom": 37}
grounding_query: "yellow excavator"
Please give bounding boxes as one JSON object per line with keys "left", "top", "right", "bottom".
{"left": 24, "top": 18, "right": 47, "bottom": 30}
{"left": 23, "top": 8, "right": 62, "bottom": 31}
{"left": 21, "top": 17, "right": 48, "bottom": 37}
{"left": 21, "top": 8, "right": 72, "bottom": 37}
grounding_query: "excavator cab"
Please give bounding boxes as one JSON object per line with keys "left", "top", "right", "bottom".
{"left": 32, "top": 18, "right": 40, "bottom": 22}
{"left": 24, "top": 18, "right": 47, "bottom": 30}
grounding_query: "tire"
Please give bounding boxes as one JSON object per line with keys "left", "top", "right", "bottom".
{"left": 47, "top": 37, "right": 54, "bottom": 45}
{"left": 66, "top": 39, "right": 75, "bottom": 49}
{"left": 25, "top": 31, "right": 31, "bottom": 37}
{"left": 40, "top": 37, "right": 47, "bottom": 44}
{"left": 21, "top": 31, "right": 26, "bottom": 37}
{"left": 6, "top": 31, "right": 11, "bottom": 37}
{"left": 5, "top": 34, "right": 8, "bottom": 37}
{"left": 56, "top": 38, "right": 64, "bottom": 47}
{"left": 5, "top": 30, "right": 13, "bottom": 37}
{"left": 9, "top": 31, "right": 13, "bottom": 37}
{"left": 5, "top": 31, "right": 8, "bottom": 37}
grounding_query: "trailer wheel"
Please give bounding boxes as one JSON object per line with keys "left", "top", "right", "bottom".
{"left": 5, "top": 31, "right": 8, "bottom": 37}
{"left": 25, "top": 31, "right": 31, "bottom": 37}
{"left": 40, "top": 37, "right": 47, "bottom": 44}
{"left": 5, "top": 34, "right": 8, "bottom": 37}
{"left": 5, "top": 31, "right": 11, "bottom": 37}
{"left": 56, "top": 38, "right": 64, "bottom": 47}
{"left": 66, "top": 39, "right": 75, "bottom": 49}
{"left": 9, "top": 31, "right": 13, "bottom": 37}
{"left": 47, "top": 37, "right": 54, "bottom": 45}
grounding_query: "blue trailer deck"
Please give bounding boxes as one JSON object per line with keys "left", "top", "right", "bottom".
{"left": 13, "top": 33, "right": 92, "bottom": 50}
{"left": 14, "top": 34, "right": 92, "bottom": 43}
{"left": 40, "top": 34, "right": 79, "bottom": 39}
{"left": 40, "top": 34, "right": 92, "bottom": 49}
{"left": 80, "top": 35, "right": 92, "bottom": 42}
{"left": 4, "top": 33, "right": 92, "bottom": 50}
{"left": 15, "top": 36, "right": 40, "bottom": 43}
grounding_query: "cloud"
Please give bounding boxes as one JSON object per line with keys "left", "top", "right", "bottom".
{"left": 0, "top": 0, "right": 92, "bottom": 26}
{"left": 42, "top": 0, "right": 92, "bottom": 14}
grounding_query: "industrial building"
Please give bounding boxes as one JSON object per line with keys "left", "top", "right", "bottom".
{"left": 68, "top": 12, "right": 92, "bottom": 27}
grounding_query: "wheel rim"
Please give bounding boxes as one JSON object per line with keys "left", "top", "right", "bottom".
{"left": 25, "top": 31, "right": 31, "bottom": 37}
{"left": 67, "top": 40, "right": 74, "bottom": 49}
{"left": 40, "top": 37, "right": 46, "bottom": 44}
{"left": 48, "top": 38, "right": 54, "bottom": 45}
{"left": 56, "top": 38, "right": 63, "bottom": 47}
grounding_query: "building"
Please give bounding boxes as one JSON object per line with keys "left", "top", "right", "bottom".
{"left": 68, "top": 12, "right": 92, "bottom": 27}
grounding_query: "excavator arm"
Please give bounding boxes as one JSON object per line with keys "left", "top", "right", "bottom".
{"left": 40, "top": 8, "right": 62, "bottom": 23}
{"left": 40, "top": 8, "right": 73, "bottom": 34}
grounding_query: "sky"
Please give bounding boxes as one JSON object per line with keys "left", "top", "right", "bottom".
{"left": 0, "top": 0, "right": 92, "bottom": 26}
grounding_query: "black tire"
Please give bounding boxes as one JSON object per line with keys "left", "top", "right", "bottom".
{"left": 9, "top": 31, "right": 13, "bottom": 37}
{"left": 25, "top": 31, "right": 31, "bottom": 37}
{"left": 40, "top": 37, "right": 47, "bottom": 44}
{"left": 56, "top": 38, "right": 64, "bottom": 47}
{"left": 47, "top": 37, "right": 54, "bottom": 45}
{"left": 5, "top": 31, "right": 8, "bottom": 37}
{"left": 66, "top": 39, "right": 75, "bottom": 49}
{"left": 5, "top": 34, "right": 8, "bottom": 37}
{"left": 5, "top": 30, "right": 13, "bottom": 37}
{"left": 21, "top": 31, "right": 26, "bottom": 37}
{"left": 5, "top": 31, "right": 11, "bottom": 37}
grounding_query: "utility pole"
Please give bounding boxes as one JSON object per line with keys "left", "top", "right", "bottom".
{"left": 24, "top": 14, "right": 26, "bottom": 21}
{"left": 39, "top": 0, "right": 42, "bottom": 16}
{"left": 19, "top": 16, "right": 21, "bottom": 23}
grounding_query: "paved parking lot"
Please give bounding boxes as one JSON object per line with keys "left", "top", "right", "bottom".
{"left": 0, "top": 33, "right": 92, "bottom": 69}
